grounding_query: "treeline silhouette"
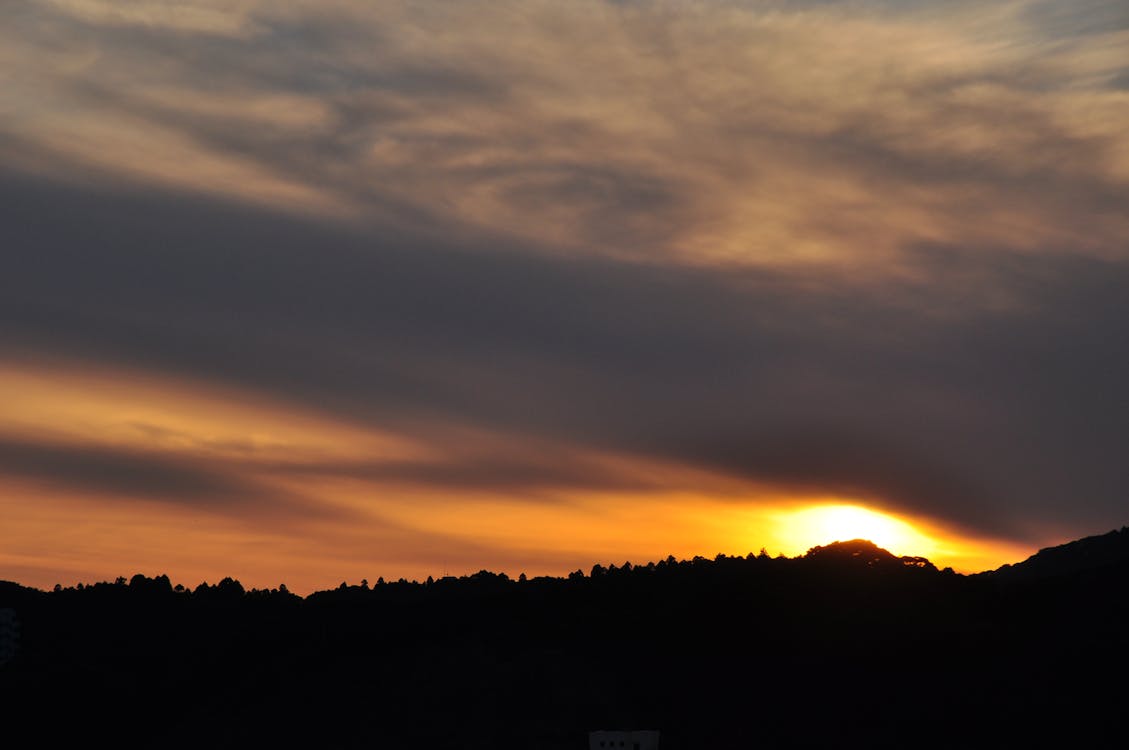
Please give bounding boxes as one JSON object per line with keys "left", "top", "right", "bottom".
{"left": 2, "top": 532, "right": 1128, "bottom": 748}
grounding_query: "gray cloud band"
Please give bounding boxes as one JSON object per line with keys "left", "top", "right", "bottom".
{"left": 3, "top": 170, "right": 1128, "bottom": 541}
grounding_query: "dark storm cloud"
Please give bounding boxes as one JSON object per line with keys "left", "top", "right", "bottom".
{"left": 3, "top": 169, "right": 1129, "bottom": 540}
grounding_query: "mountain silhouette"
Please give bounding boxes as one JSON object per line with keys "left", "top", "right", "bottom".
{"left": 1, "top": 529, "right": 1127, "bottom": 748}
{"left": 985, "top": 526, "right": 1129, "bottom": 581}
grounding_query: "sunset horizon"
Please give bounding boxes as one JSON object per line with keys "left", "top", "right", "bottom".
{"left": 4, "top": 0, "right": 1129, "bottom": 598}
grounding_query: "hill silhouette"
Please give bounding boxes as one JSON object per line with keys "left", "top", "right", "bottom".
{"left": 802, "top": 538, "right": 937, "bottom": 570}
{"left": 984, "top": 526, "right": 1129, "bottom": 581}
{"left": 1, "top": 532, "right": 1126, "bottom": 748}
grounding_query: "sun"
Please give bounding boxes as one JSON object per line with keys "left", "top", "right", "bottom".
{"left": 774, "top": 503, "right": 936, "bottom": 557}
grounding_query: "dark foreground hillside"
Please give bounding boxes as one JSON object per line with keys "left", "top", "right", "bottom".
{"left": 2, "top": 537, "right": 1128, "bottom": 748}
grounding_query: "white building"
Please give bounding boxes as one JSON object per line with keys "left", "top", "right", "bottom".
{"left": 589, "top": 730, "right": 660, "bottom": 750}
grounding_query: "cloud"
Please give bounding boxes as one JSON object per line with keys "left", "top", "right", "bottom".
{"left": 2, "top": 1, "right": 1129, "bottom": 585}
{"left": 4, "top": 168, "right": 1129, "bottom": 542}
{"left": 0, "top": 434, "right": 352, "bottom": 523}
{"left": 38, "top": 0, "right": 260, "bottom": 36}
{"left": 264, "top": 455, "right": 664, "bottom": 496}
{"left": 5, "top": 0, "right": 1127, "bottom": 265}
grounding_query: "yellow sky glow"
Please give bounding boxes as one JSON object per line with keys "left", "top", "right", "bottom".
{"left": 0, "top": 361, "right": 1033, "bottom": 592}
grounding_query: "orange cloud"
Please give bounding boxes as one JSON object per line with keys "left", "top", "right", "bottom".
{"left": 0, "top": 358, "right": 1030, "bottom": 592}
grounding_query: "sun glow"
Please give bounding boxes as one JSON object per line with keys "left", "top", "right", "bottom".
{"left": 0, "top": 360, "right": 1030, "bottom": 590}
{"left": 775, "top": 503, "right": 937, "bottom": 557}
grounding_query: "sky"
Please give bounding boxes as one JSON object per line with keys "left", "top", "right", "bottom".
{"left": 2, "top": 0, "right": 1128, "bottom": 592}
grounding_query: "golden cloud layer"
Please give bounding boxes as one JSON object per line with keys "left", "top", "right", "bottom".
{"left": 4, "top": 0, "right": 1127, "bottom": 267}
{"left": 0, "top": 357, "right": 1029, "bottom": 592}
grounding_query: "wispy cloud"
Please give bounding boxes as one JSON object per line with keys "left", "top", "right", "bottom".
{"left": 6, "top": 1, "right": 1127, "bottom": 263}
